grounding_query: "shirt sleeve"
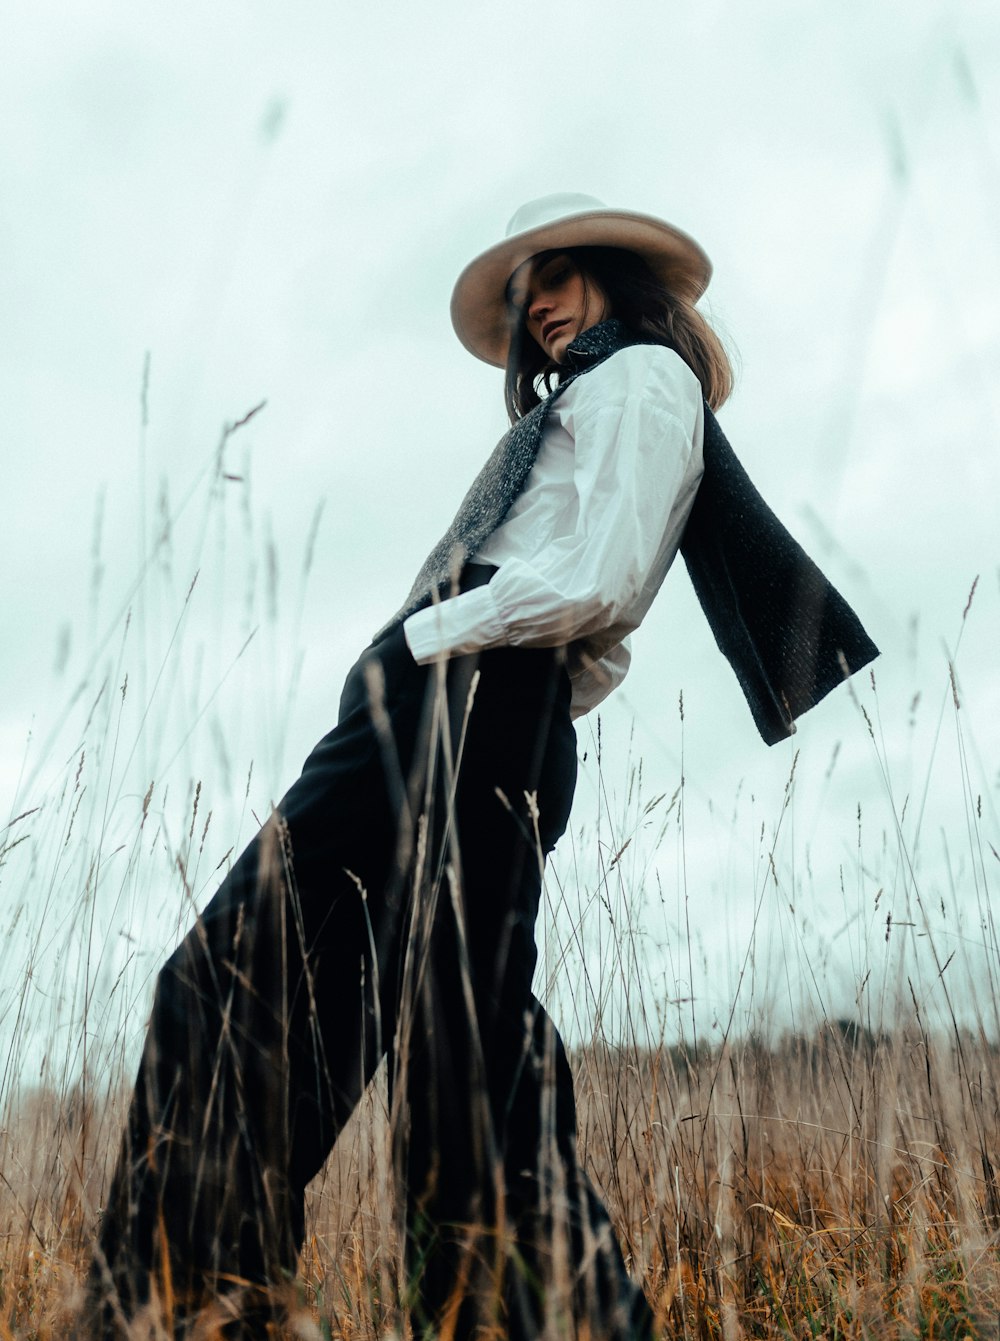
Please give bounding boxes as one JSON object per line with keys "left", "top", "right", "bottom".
{"left": 403, "top": 345, "right": 703, "bottom": 663}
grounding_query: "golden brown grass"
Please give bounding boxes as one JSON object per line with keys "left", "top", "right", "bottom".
{"left": 5, "top": 1017, "right": 1000, "bottom": 1339}
{"left": 3, "top": 400, "right": 997, "bottom": 1338}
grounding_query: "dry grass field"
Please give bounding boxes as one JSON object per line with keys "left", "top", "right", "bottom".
{"left": 5, "top": 1015, "right": 1000, "bottom": 1339}
{"left": 3, "top": 418, "right": 998, "bottom": 1339}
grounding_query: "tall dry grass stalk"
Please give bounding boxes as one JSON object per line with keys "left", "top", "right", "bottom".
{"left": 2, "top": 399, "right": 998, "bottom": 1339}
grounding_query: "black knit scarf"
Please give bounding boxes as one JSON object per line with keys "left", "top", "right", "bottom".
{"left": 377, "top": 319, "right": 878, "bottom": 745}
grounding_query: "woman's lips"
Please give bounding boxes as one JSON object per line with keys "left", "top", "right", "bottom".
{"left": 542, "top": 318, "right": 569, "bottom": 345}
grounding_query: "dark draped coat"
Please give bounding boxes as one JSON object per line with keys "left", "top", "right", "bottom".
{"left": 376, "top": 320, "right": 878, "bottom": 745}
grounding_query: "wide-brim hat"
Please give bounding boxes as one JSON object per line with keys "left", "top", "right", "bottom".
{"left": 450, "top": 192, "right": 712, "bottom": 367}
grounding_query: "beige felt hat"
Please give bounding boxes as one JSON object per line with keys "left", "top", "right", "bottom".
{"left": 450, "top": 192, "right": 712, "bottom": 367}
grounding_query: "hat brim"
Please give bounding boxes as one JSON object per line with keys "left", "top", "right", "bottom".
{"left": 450, "top": 207, "right": 712, "bottom": 368}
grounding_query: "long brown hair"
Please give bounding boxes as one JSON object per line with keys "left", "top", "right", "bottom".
{"left": 503, "top": 246, "right": 734, "bottom": 423}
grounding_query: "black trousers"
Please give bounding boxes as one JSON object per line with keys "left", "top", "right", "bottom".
{"left": 85, "top": 575, "right": 654, "bottom": 1339}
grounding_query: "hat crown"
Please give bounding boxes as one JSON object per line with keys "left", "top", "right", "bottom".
{"left": 505, "top": 192, "right": 607, "bottom": 240}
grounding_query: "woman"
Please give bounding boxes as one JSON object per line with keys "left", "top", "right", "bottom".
{"left": 81, "top": 194, "right": 876, "bottom": 1340}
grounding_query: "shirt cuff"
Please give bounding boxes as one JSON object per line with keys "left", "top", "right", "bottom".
{"left": 403, "top": 585, "right": 509, "bottom": 663}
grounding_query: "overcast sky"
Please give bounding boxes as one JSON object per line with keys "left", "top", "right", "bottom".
{"left": 3, "top": 0, "right": 999, "bottom": 1075}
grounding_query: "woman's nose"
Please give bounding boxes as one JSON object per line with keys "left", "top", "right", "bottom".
{"left": 528, "top": 292, "right": 552, "bottom": 322}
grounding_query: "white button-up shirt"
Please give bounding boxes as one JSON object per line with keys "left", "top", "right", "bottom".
{"left": 403, "top": 343, "right": 705, "bottom": 718}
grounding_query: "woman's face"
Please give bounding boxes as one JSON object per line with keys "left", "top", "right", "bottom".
{"left": 509, "top": 252, "right": 610, "bottom": 364}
